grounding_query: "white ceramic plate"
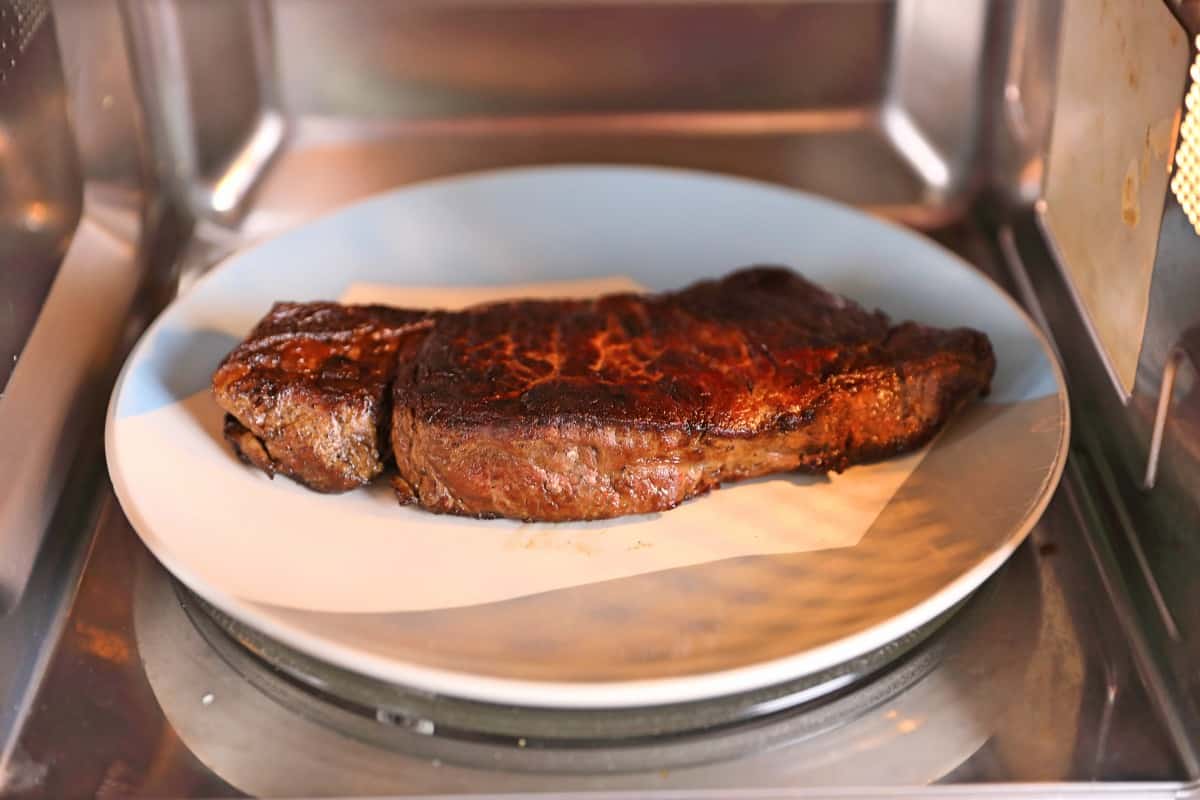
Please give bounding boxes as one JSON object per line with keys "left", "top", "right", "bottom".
{"left": 106, "top": 166, "right": 1068, "bottom": 709}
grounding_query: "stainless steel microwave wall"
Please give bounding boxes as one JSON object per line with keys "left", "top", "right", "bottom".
{"left": 3, "top": 1, "right": 1200, "bottom": 796}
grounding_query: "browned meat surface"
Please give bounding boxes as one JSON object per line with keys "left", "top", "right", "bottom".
{"left": 211, "top": 267, "right": 994, "bottom": 516}
{"left": 212, "top": 302, "right": 433, "bottom": 492}
{"left": 391, "top": 266, "right": 995, "bottom": 521}
{"left": 223, "top": 413, "right": 277, "bottom": 475}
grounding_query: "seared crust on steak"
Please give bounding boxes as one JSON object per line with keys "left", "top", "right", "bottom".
{"left": 212, "top": 267, "right": 995, "bottom": 517}
{"left": 223, "top": 414, "right": 277, "bottom": 476}
{"left": 212, "top": 302, "right": 433, "bottom": 492}
{"left": 391, "top": 266, "right": 995, "bottom": 520}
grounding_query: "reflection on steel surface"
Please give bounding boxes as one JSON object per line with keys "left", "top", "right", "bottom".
{"left": 4, "top": 0, "right": 1199, "bottom": 794}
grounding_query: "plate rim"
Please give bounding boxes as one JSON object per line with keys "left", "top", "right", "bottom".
{"left": 105, "top": 164, "right": 1071, "bottom": 709}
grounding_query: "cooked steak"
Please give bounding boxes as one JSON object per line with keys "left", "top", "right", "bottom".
{"left": 223, "top": 413, "right": 276, "bottom": 475}
{"left": 212, "top": 302, "right": 433, "bottom": 492}
{"left": 391, "top": 266, "right": 995, "bottom": 521}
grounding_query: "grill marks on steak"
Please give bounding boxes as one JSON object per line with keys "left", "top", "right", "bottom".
{"left": 390, "top": 267, "right": 995, "bottom": 521}
{"left": 212, "top": 302, "right": 433, "bottom": 492}
{"left": 212, "top": 267, "right": 995, "bottom": 518}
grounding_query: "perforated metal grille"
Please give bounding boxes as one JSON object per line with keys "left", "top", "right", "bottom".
{"left": 0, "top": 0, "right": 49, "bottom": 84}
{"left": 1172, "top": 37, "right": 1200, "bottom": 235}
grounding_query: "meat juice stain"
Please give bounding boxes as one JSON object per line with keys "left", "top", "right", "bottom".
{"left": 507, "top": 528, "right": 597, "bottom": 555}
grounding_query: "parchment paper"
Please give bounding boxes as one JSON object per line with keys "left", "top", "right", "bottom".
{"left": 113, "top": 277, "right": 927, "bottom": 613}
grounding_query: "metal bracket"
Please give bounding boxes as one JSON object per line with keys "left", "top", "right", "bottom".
{"left": 1144, "top": 328, "right": 1199, "bottom": 490}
